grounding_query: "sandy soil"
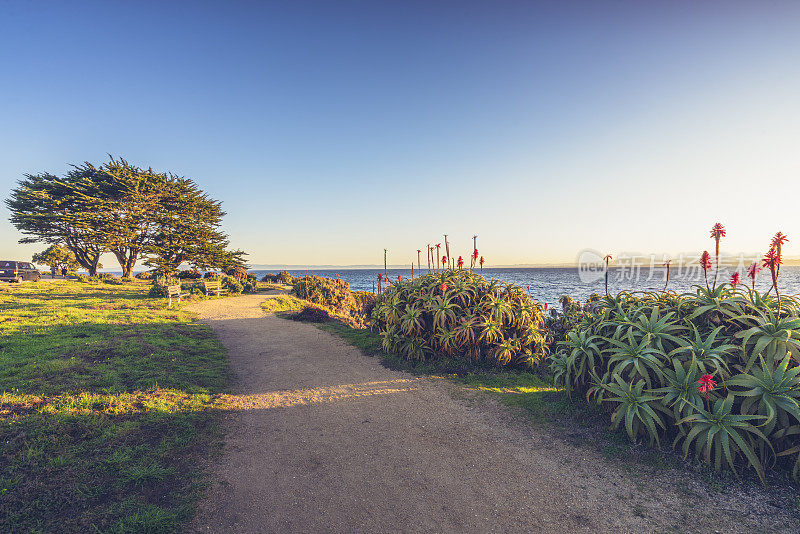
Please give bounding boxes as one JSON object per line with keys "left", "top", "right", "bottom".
{"left": 187, "top": 293, "right": 800, "bottom": 533}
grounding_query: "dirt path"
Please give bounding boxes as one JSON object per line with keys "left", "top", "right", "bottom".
{"left": 187, "top": 293, "right": 799, "bottom": 533}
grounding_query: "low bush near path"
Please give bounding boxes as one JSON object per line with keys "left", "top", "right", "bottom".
{"left": 550, "top": 285, "right": 800, "bottom": 484}
{"left": 371, "top": 270, "right": 548, "bottom": 367}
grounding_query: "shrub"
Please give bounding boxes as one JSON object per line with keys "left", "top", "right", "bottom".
{"left": 99, "top": 272, "right": 118, "bottom": 280}
{"left": 549, "top": 286, "right": 800, "bottom": 484}
{"left": 76, "top": 274, "right": 91, "bottom": 283}
{"left": 242, "top": 277, "right": 258, "bottom": 294}
{"left": 203, "top": 271, "right": 222, "bottom": 279}
{"left": 221, "top": 275, "right": 243, "bottom": 294}
{"left": 178, "top": 269, "right": 202, "bottom": 279}
{"left": 371, "top": 270, "right": 548, "bottom": 367}
{"left": 147, "top": 275, "right": 179, "bottom": 298}
{"left": 277, "top": 270, "right": 294, "bottom": 284}
{"left": 135, "top": 271, "right": 153, "bottom": 280}
{"left": 352, "top": 291, "right": 377, "bottom": 320}
{"left": 226, "top": 266, "right": 248, "bottom": 281}
{"left": 292, "top": 275, "right": 357, "bottom": 318}
{"left": 103, "top": 278, "right": 124, "bottom": 285}
{"left": 261, "top": 270, "right": 294, "bottom": 284}
{"left": 294, "top": 304, "right": 333, "bottom": 323}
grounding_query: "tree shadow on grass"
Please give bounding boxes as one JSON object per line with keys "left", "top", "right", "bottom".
{"left": 0, "top": 317, "right": 229, "bottom": 533}
{"left": 0, "top": 322, "right": 228, "bottom": 397}
{"left": 1, "top": 405, "right": 223, "bottom": 533}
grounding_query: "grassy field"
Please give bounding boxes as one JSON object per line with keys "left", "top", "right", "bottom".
{"left": 260, "top": 294, "right": 307, "bottom": 314}
{"left": 0, "top": 280, "right": 228, "bottom": 533}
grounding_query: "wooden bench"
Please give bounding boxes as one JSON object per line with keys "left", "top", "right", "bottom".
{"left": 203, "top": 279, "right": 229, "bottom": 297}
{"left": 166, "top": 284, "right": 189, "bottom": 307}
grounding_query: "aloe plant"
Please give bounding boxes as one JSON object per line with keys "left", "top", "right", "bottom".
{"left": 735, "top": 308, "right": 800, "bottom": 371}
{"left": 371, "top": 269, "right": 547, "bottom": 367}
{"left": 600, "top": 374, "right": 667, "bottom": 446}
{"left": 677, "top": 394, "right": 769, "bottom": 483}
{"left": 544, "top": 225, "right": 800, "bottom": 483}
{"left": 727, "top": 353, "right": 800, "bottom": 436}
{"left": 603, "top": 331, "right": 666, "bottom": 389}
{"left": 652, "top": 357, "right": 705, "bottom": 421}
{"left": 669, "top": 325, "right": 734, "bottom": 377}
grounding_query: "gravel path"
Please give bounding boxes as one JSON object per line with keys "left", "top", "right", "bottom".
{"left": 187, "top": 293, "right": 800, "bottom": 534}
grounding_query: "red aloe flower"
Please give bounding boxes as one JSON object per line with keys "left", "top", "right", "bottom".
{"left": 700, "top": 251, "right": 711, "bottom": 270}
{"left": 699, "top": 251, "right": 712, "bottom": 290}
{"left": 730, "top": 272, "right": 740, "bottom": 287}
{"left": 772, "top": 231, "right": 789, "bottom": 249}
{"left": 772, "top": 232, "right": 789, "bottom": 278}
{"left": 763, "top": 246, "right": 782, "bottom": 307}
{"left": 762, "top": 247, "right": 782, "bottom": 269}
{"left": 440, "top": 283, "right": 448, "bottom": 294}
{"left": 441, "top": 256, "right": 447, "bottom": 266}
{"left": 397, "top": 275, "right": 401, "bottom": 282}
{"left": 544, "top": 303, "right": 548, "bottom": 311}
{"left": 479, "top": 256, "right": 484, "bottom": 266}
{"left": 377, "top": 273, "right": 383, "bottom": 282}
{"left": 747, "top": 262, "right": 760, "bottom": 290}
{"left": 472, "top": 248, "right": 479, "bottom": 260}
{"left": 697, "top": 374, "right": 716, "bottom": 401}
{"left": 457, "top": 256, "right": 464, "bottom": 269}
{"left": 709, "top": 222, "right": 726, "bottom": 240}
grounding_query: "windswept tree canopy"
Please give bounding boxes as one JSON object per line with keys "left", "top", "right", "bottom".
{"left": 142, "top": 175, "right": 247, "bottom": 273}
{"left": 31, "top": 243, "right": 82, "bottom": 272}
{"left": 7, "top": 172, "right": 108, "bottom": 275}
{"left": 6, "top": 156, "right": 246, "bottom": 276}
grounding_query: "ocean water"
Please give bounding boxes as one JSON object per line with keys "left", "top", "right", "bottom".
{"left": 249, "top": 266, "right": 800, "bottom": 306}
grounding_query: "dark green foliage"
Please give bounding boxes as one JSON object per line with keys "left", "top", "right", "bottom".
{"left": 7, "top": 156, "right": 247, "bottom": 277}
{"left": 294, "top": 304, "right": 333, "bottom": 323}
{"left": 220, "top": 275, "right": 243, "bottom": 294}
{"left": 261, "top": 270, "right": 295, "bottom": 284}
{"left": 371, "top": 270, "right": 548, "bottom": 368}
{"left": 135, "top": 271, "right": 153, "bottom": 280}
{"left": 550, "top": 285, "right": 800, "bottom": 483}
{"left": 178, "top": 269, "right": 202, "bottom": 279}
{"left": 32, "top": 244, "right": 81, "bottom": 272}
{"left": 7, "top": 172, "right": 108, "bottom": 275}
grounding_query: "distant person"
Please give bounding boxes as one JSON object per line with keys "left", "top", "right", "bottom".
{"left": 61, "top": 267, "right": 67, "bottom": 278}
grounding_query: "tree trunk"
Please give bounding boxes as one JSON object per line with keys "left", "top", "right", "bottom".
{"left": 113, "top": 247, "right": 139, "bottom": 278}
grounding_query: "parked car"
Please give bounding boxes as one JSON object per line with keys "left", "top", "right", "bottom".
{"left": 0, "top": 261, "right": 41, "bottom": 282}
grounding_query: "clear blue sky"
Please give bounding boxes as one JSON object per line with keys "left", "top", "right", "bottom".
{"left": 2, "top": 1, "right": 799, "bottom": 267}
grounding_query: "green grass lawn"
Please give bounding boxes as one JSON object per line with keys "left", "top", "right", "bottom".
{"left": 0, "top": 280, "right": 228, "bottom": 533}
{"left": 260, "top": 293, "right": 306, "bottom": 314}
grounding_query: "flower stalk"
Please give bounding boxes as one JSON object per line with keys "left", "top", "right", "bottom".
{"left": 709, "top": 223, "right": 726, "bottom": 289}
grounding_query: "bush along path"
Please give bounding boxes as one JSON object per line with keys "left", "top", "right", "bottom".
{"left": 188, "top": 292, "right": 800, "bottom": 533}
